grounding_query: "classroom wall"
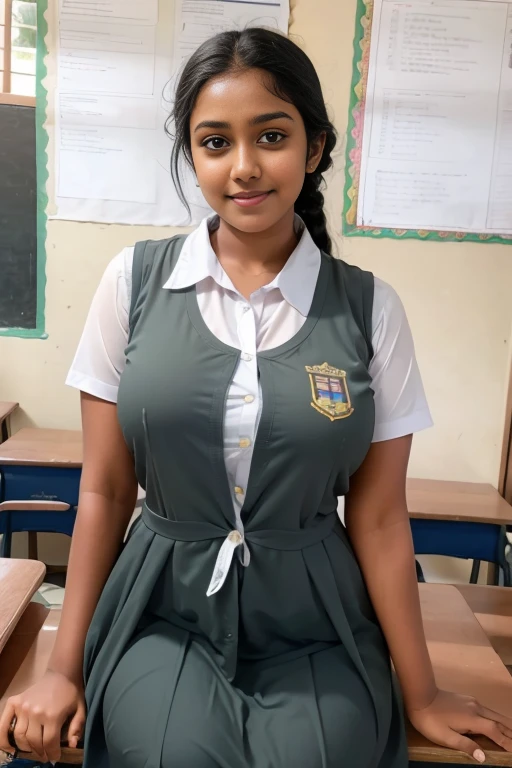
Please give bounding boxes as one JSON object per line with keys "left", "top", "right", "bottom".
{"left": 1, "top": 0, "right": 512, "bottom": 491}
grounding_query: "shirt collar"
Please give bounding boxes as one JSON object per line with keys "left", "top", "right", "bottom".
{"left": 162, "top": 214, "right": 321, "bottom": 317}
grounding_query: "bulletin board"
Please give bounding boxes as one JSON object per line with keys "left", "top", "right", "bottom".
{"left": 342, "top": 0, "right": 512, "bottom": 245}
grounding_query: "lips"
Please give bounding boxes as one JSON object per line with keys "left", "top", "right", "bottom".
{"left": 229, "top": 191, "right": 273, "bottom": 208}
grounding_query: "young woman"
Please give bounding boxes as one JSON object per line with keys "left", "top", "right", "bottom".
{"left": 2, "top": 28, "right": 511, "bottom": 768}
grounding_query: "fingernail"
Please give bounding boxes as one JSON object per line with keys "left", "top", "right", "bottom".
{"left": 473, "top": 749, "right": 486, "bottom": 763}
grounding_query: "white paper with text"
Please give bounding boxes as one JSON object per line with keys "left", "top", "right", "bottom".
{"left": 53, "top": 0, "right": 290, "bottom": 226}
{"left": 357, "top": 0, "right": 512, "bottom": 235}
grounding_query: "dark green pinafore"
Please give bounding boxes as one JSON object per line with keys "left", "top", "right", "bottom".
{"left": 83, "top": 236, "right": 408, "bottom": 768}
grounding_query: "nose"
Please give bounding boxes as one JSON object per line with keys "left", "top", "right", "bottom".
{"left": 230, "top": 143, "right": 261, "bottom": 183}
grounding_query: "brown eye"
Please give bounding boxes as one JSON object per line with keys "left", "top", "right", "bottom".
{"left": 203, "top": 137, "right": 228, "bottom": 150}
{"left": 259, "top": 132, "right": 285, "bottom": 145}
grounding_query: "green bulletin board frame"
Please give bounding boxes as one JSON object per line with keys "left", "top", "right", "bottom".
{"left": 342, "top": 0, "right": 512, "bottom": 245}
{"left": 1, "top": 0, "right": 48, "bottom": 338}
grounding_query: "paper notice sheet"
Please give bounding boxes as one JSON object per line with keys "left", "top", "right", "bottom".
{"left": 357, "top": 0, "right": 512, "bottom": 235}
{"left": 53, "top": 0, "right": 290, "bottom": 226}
{"left": 173, "top": 0, "right": 290, "bottom": 70}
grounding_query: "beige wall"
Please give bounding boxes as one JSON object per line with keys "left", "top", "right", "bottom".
{"left": 1, "top": 0, "right": 511, "bottom": 489}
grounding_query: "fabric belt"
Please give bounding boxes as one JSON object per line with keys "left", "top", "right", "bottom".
{"left": 142, "top": 503, "right": 339, "bottom": 597}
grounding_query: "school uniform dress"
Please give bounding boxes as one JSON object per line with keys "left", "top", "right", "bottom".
{"left": 67, "top": 215, "right": 432, "bottom": 768}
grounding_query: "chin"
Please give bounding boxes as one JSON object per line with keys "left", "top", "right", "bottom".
{"left": 219, "top": 206, "right": 292, "bottom": 234}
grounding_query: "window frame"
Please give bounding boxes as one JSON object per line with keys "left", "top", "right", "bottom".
{"left": 1, "top": 0, "right": 36, "bottom": 107}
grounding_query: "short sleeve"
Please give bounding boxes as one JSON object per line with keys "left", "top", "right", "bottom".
{"left": 65, "top": 247, "right": 134, "bottom": 403}
{"left": 369, "top": 278, "right": 433, "bottom": 442}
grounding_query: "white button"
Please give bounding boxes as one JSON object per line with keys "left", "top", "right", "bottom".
{"left": 234, "top": 486, "right": 244, "bottom": 496}
{"left": 241, "top": 352, "right": 253, "bottom": 362}
{"left": 242, "top": 306, "right": 250, "bottom": 313}
{"left": 228, "top": 530, "right": 243, "bottom": 544}
{"left": 244, "top": 395, "right": 255, "bottom": 404}
{"left": 239, "top": 438, "right": 251, "bottom": 449}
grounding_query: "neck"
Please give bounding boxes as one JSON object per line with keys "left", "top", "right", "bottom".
{"left": 211, "top": 208, "right": 299, "bottom": 277}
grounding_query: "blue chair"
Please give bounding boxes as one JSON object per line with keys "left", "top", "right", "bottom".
{"left": 0, "top": 500, "right": 77, "bottom": 558}
{"left": 0, "top": 464, "right": 80, "bottom": 559}
{"left": 411, "top": 518, "right": 511, "bottom": 587}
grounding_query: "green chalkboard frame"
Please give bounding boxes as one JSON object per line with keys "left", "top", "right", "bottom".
{"left": 1, "top": 0, "right": 48, "bottom": 338}
{"left": 342, "top": 0, "right": 512, "bottom": 245}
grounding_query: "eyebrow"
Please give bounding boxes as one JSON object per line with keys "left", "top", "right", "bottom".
{"left": 193, "top": 111, "right": 295, "bottom": 133}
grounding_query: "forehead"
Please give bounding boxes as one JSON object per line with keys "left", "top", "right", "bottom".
{"left": 191, "top": 68, "right": 300, "bottom": 124}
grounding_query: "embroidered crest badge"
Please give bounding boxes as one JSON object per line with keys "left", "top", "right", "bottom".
{"left": 305, "top": 363, "right": 354, "bottom": 421}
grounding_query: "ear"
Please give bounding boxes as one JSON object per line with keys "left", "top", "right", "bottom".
{"left": 306, "top": 132, "right": 327, "bottom": 173}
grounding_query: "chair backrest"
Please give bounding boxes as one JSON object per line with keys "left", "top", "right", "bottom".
{"left": 410, "top": 519, "right": 511, "bottom": 587}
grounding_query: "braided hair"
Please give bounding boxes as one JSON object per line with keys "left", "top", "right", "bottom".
{"left": 168, "top": 28, "right": 338, "bottom": 254}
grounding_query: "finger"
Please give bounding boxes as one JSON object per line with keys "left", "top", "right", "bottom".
{"left": 67, "top": 705, "right": 86, "bottom": 749}
{"left": 0, "top": 701, "right": 16, "bottom": 753}
{"left": 439, "top": 729, "right": 486, "bottom": 763}
{"left": 42, "top": 723, "right": 63, "bottom": 765}
{"left": 475, "top": 718, "right": 512, "bottom": 752}
{"left": 13, "top": 710, "right": 31, "bottom": 754}
{"left": 25, "top": 719, "right": 47, "bottom": 763}
{"left": 497, "top": 722, "right": 512, "bottom": 741}
{"left": 25, "top": 719, "right": 49, "bottom": 763}
{"left": 478, "top": 705, "right": 512, "bottom": 731}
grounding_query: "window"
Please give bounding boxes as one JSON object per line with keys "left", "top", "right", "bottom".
{"left": 1, "top": 0, "right": 37, "bottom": 106}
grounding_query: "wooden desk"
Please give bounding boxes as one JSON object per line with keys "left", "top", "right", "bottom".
{"left": 409, "top": 584, "right": 512, "bottom": 765}
{"left": 455, "top": 585, "right": 512, "bottom": 669}
{"left": 0, "top": 429, "right": 83, "bottom": 558}
{"left": 0, "top": 402, "right": 18, "bottom": 443}
{"left": 0, "top": 428, "right": 82, "bottom": 468}
{"left": 1, "top": 584, "right": 511, "bottom": 766}
{"left": 407, "top": 479, "right": 512, "bottom": 526}
{"left": 407, "top": 479, "right": 512, "bottom": 586}
{"left": 0, "top": 558, "right": 45, "bottom": 653}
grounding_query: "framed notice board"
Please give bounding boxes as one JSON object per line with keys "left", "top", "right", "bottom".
{"left": 343, "top": 0, "right": 512, "bottom": 245}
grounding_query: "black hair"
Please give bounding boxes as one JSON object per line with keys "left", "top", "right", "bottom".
{"left": 167, "top": 28, "right": 337, "bottom": 254}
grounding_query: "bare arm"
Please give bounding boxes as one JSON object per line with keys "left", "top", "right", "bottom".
{"left": 48, "top": 392, "right": 138, "bottom": 682}
{"left": 345, "top": 436, "right": 436, "bottom": 711}
{"left": 345, "top": 437, "right": 512, "bottom": 762}
{"left": 0, "top": 392, "right": 137, "bottom": 763}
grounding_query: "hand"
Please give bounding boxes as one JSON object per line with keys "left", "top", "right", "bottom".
{"left": 408, "top": 689, "right": 512, "bottom": 763}
{"left": 0, "top": 670, "right": 86, "bottom": 765}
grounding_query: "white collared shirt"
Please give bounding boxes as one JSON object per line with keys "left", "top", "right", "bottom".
{"left": 67, "top": 216, "right": 433, "bottom": 521}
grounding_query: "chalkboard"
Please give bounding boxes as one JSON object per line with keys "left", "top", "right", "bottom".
{"left": 0, "top": 0, "right": 48, "bottom": 338}
{"left": 0, "top": 104, "right": 38, "bottom": 330}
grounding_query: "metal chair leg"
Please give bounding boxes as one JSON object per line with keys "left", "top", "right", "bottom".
{"left": 470, "top": 560, "right": 481, "bottom": 584}
{"left": 415, "top": 560, "right": 426, "bottom": 582}
{"left": 0, "top": 514, "right": 12, "bottom": 557}
{"left": 28, "top": 531, "right": 38, "bottom": 561}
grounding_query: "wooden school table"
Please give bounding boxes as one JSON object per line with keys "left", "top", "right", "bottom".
{"left": 0, "top": 402, "right": 18, "bottom": 443}
{"left": 407, "top": 480, "right": 512, "bottom": 525}
{"left": 0, "top": 429, "right": 82, "bottom": 559}
{"left": 0, "top": 558, "right": 45, "bottom": 654}
{"left": 1, "top": 583, "right": 511, "bottom": 766}
{"left": 410, "top": 584, "right": 512, "bottom": 765}
{"left": 407, "top": 479, "right": 512, "bottom": 585}
{"left": 455, "top": 584, "right": 512, "bottom": 671}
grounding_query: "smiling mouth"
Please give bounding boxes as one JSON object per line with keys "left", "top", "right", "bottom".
{"left": 228, "top": 191, "right": 273, "bottom": 207}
